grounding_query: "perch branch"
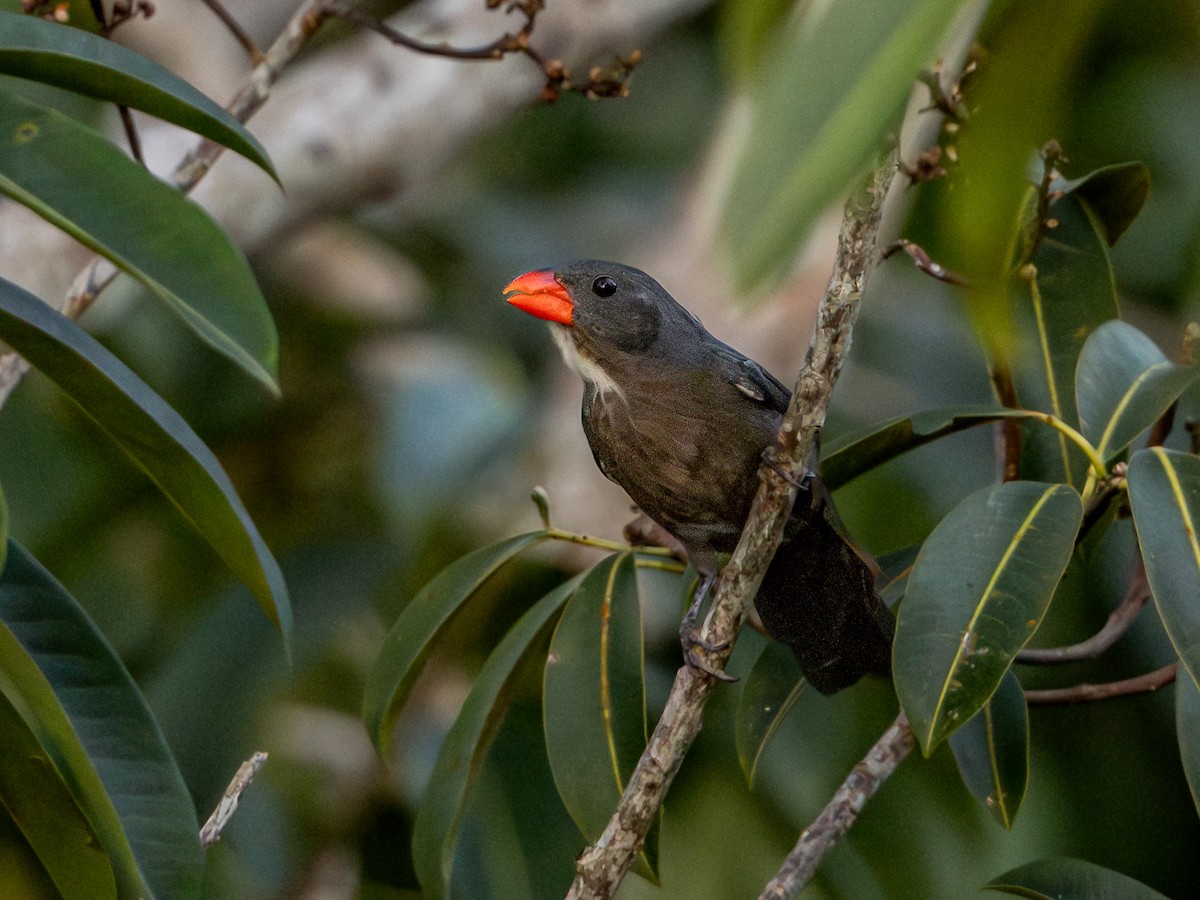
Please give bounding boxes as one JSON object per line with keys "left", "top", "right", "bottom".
{"left": 565, "top": 157, "right": 898, "bottom": 899}
{"left": 758, "top": 713, "right": 915, "bottom": 899}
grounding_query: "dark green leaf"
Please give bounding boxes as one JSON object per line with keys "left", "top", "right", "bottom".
{"left": 1076, "top": 321, "right": 1198, "bottom": 463}
{"left": 0, "top": 92, "right": 278, "bottom": 391}
{"left": 985, "top": 857, "right": 1169, "bottom": 899}
{"left": 723, "top": 0, "right": 974, "bottom": 290}
{"left": 543, "top": 553, "right": 654, "bottom": 878}
{"left": 363, "top": 531, "right": 548, "bottom": 756}
{"left": 0, "top": 11, "right": 274, "bottom": 177}
{"left": 947, "top": 670, "right": 1028, "bottom": 829}
{"left": 0, "top": 600, "right": 144, "bottom": 897}
{"left": 0, "top": 278, "right": 290, "bottom": 640}
{"left": 894, "top": 481, "right": 1082, "bottom": 753}
{"left": 413, "top": 574, "right": 580, "bottom": 900}
{"left": 0, "top": 658, "right": 117, "bottom": 900}
{"left": 1127, "top": 448, "right": 1200, "bottom": 687}
{"left": 1176, "top": 670, "right": 1200, "bottom": 819}
{"left": 0, "top": 541, "right": 204, "bottom": 899}
{"left": 1060, "top": 161, "right": 1151, "bottom": 247}
{"left": 735, "top": 639, "right": 805, "bottom": 787}
{"left": 821, "top": 405, "right": 1026, "bottom": 490}
{"left": 1013, "top": 190, "right": 1120, "bottom": 485}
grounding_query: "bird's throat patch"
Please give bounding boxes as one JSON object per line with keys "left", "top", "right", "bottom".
{"left": 549, "top": 324, "right": 626, "bottom": 400}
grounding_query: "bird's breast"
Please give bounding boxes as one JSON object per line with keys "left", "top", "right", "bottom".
{"left": 581, "top": 378, "right": 778, "bottom": 557}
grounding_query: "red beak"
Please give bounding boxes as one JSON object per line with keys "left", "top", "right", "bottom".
{"left": 503, "top": 269, "right": 574, "bottom": 326}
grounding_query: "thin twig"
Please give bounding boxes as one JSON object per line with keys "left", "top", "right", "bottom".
{"left": 1017, "top": 557, "right": 1150, "bottom": 665}
{"left": 325, "top": 0, "right": 640, "bottom": 101}
{"left": 116, "top": 105, "right": 144, "bottom": 166}
{"left": 1025, "top": 662, "right": 1177, "bottom": 705}
{"left": 758, "top": 714, "right": 915, "bottom": 899}
{"left": 565, "top": 157, "right": 898, "bottom": 900}
{"left": 199, "top": 751, "right": 269, "bottom": 847}
{"left": 198, "top": 0, "right": 265, "bottom": 63}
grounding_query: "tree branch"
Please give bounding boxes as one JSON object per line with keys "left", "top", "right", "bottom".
{"left": 1016, "top": 556, "right": 1150, "bottom": 665}
{"left": 1024, "top": 662, "right": 1177, "bottom": 705}
{"left": 759, "top": 713, "right": 915, "bottom": 900}
{"left": 565, "top": 157, "right": 898, "bottom": 899}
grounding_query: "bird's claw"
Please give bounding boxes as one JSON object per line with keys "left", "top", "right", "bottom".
{"left": 679, "top": 599, "right": 736, "bottom": 682}
{"left": 681, "top": 632, "right": 737, "bottom": 682}
{"left": 760, "top": 447, "right": 814, "bottom": 491}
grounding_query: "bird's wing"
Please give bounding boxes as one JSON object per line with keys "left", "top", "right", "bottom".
{"left": 712, "top": 343, "right": 791, "bottom": 413}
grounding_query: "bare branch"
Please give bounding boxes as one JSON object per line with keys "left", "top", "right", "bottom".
{"left": 759, "top": 714, "right": 915, "bottom": 899}
{"left": 1025, "top": 662, "right": 1177, "bottom": 705}
{"left": 199, "top": 0, "right": 265, "bottom": 64}
{"left": 199, "top": 751, "right": 269, "bottom": 848}
{"left": 1017, "top": 557, "right": 1150, "bottom": 665}
{"left": 566, "top": 157, "right": 899, "bottom": 899}
{"left": 325, "top": 0, "right": 641, "bottom": 101}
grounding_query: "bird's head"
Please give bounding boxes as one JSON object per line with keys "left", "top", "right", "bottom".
{"left": 504, "top": 261, "right": 702, "bottom": 376}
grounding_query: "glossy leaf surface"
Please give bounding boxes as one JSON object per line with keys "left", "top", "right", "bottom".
{"left": 1127, "top": 448, "right": 1200, "bottom": 688}
{"left": 1177, "top": 671, "right": 1200, "bottom": 818}
{"left": 0, "top": 649, "right": 118, "bottom": 899}
{"left": 822, "top": 406, "right": 1026, "bottom": 490}
{"left": 1013, "top": 190, "right": 1120, "bottom": 485}
{"left": 0, "top": 11, "right": 274, "bottom": 176}
{"left": 0, "top": 541, "right": 203, "bottom": 899}
{"left": 543, "top": 553, "right": 654, "bottom": 877}
{"left": 895, "top": 481, "right": 1081, "bottom": 753}
{"left": 1076, "top": 321, "right": 1198, "bottom": 463}
{"left": 1059, "top": 161, "right": 1151, "bottom": 247}
{"left": 735, "top": 639, "right": 805, "bottom": 788}
{"left": 412, "top": 575, "right": 580, "bottom": 900}
{"left": 0, "top": 92, "right": 278, "bottom": 390}
{"left": 947, "top": 670, "right": 1028, "bottom": 828}
{"left": 985, "top": 857, "right": 1169, "bottom": 899}
{"left": 363, "top": 531, "right": 547, "bottom": 756}
{"left": 0, "top": 278, "right": 290, "bottom": 639}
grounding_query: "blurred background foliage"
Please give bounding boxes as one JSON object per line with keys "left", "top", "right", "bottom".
{"left": 3, "top": 0, "right": 1200, "bottom": 896}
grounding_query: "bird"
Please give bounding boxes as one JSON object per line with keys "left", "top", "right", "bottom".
{"left": 503, "top": 260, "right": 893, "bottom": 694}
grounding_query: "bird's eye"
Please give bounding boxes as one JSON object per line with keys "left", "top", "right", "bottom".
{"left": 592, "top": 276, "right": 618, "bottom": 297}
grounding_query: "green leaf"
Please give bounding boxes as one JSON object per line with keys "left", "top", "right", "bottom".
{"left": 543, "top": 553, "right": 654, "bottom": 879}
{"left": 0, "top": 278, "right": 290, "bottom": 640}
{"left": 1127, "top": 448, "right": 1200, "bottom": 688}
{"left": 735, "top": 639, "right": 805, "bottom": 788}
{"left": 0, "top": 12, "right": 274, "bottom": 177}
{"left": 0, "top": 91, "right": 279, "bottom": 391}
{"left": 722, "top": 0, "right": 973, "bottom": 290}
{"left": 413, "top": 574, "right": 581, "bottom": 900}
{"left": 0, "top": 540, "right": 204, "bottom": 899}
{"left": 894, "top": 481, "right": 1082, "bottom": 753}
{"left": 1013, "top": 190, "right": 1120, "bottom": 484}
{"left": 0, "top": 542, "right": 202, "bottom": 900}
{"left": 1076, "top": 321, "right": 1198, "bottom": 463}
{"left": 985, "top": 857, "right": 1170, "bottom": 899}
{"left": 947, "top": 669, "right": 1028, "bottom": 829}
{"left": 1176, "top": 670, "right": 1200, "bottom": 819}
{"left": 821, "top": 405, "right": 1028, "bottom": 490}
{"left": 1059, "top": 161, "right": 1151, "bottom": 248}
{"left": 0, "top": 672, "right": 117, "bottom": 900}
{"left": 363, "top": 531, "right": 548, "bottom": 756}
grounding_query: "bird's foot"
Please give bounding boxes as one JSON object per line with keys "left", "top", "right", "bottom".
{"left": 760, "top": 447, "right": 815, "bottom": 491}
{"left": 678, "top": 574, "right": 736, "bottom": 682}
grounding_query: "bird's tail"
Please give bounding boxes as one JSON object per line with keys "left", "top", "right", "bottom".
{"left": 753, "top": 482, "right": 894, "bottom": 696}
